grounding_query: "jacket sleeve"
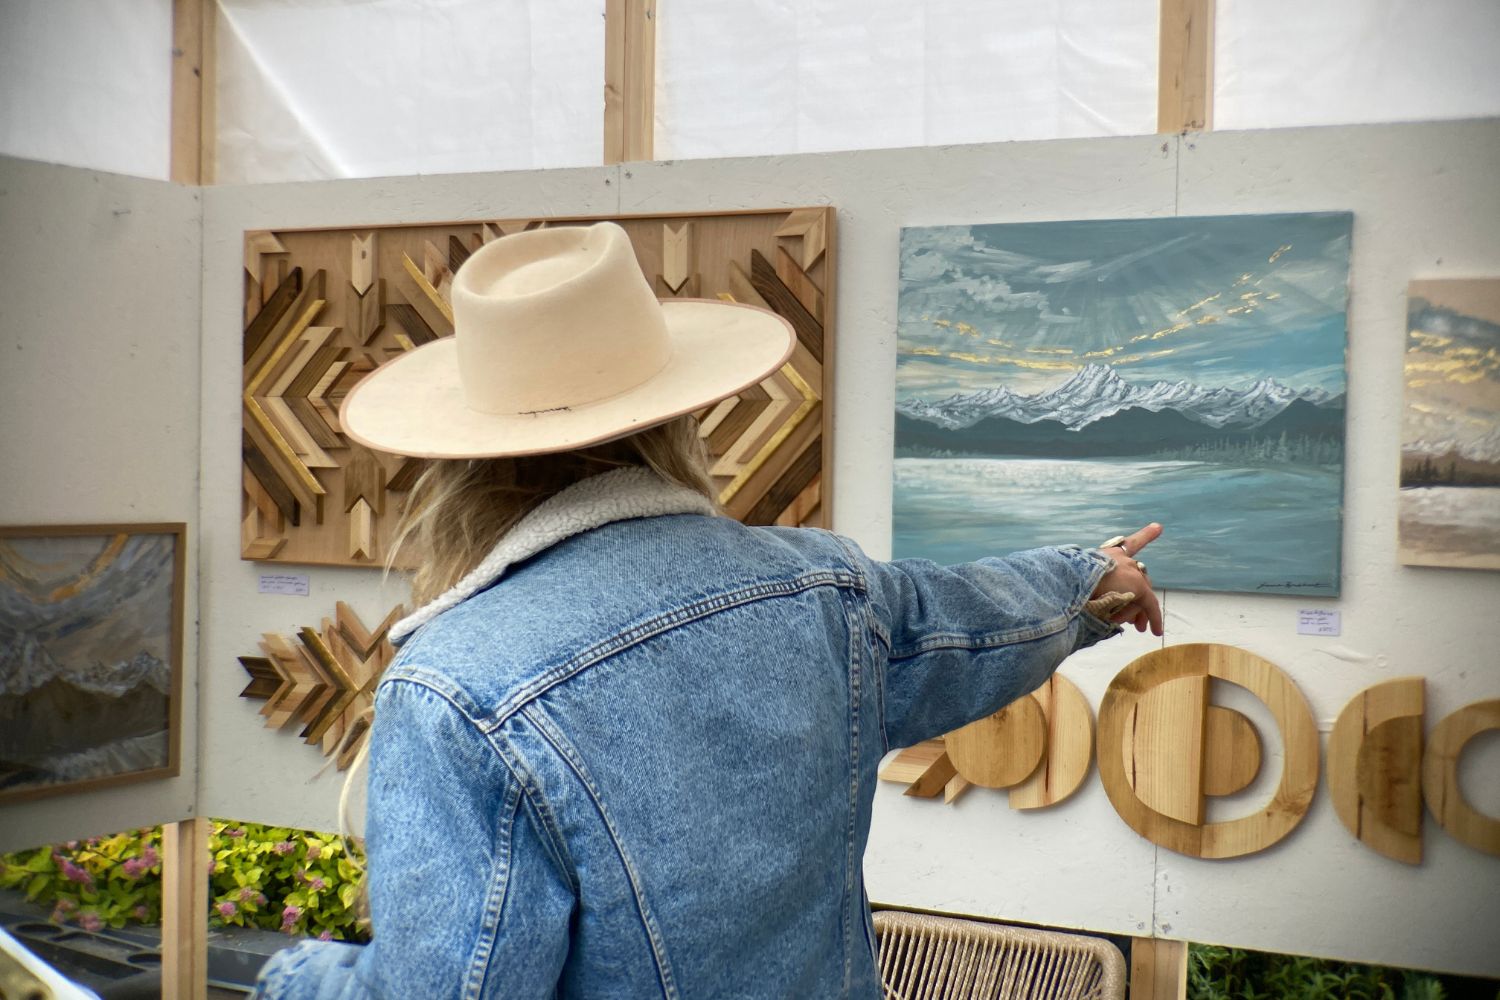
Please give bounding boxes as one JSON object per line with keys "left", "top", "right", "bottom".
{"left": 849, "top": 543, "right": 1118, "bottom": 750}
{"left": 252, "top": 678, "right": 575, "bottom": 1000}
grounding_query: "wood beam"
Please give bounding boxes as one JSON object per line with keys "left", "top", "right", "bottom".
{"left": 1157, "top": 0, "right": 1214, "bottom": 133}
{"left": 604, "top": 0, "right": 656, "bottom": 163}
{"left": 1131, "top": 937, "right": 1189, "bottom": 1000}
{"left": 171, "top": 0, "right": 216, "bottom": 183}
{"left": 161, "top": 817, "right": 210, "bottom": 1000}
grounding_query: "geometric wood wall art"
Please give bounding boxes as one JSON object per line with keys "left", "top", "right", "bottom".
{"left": 1328, "top": 677, "right": 1425, "bottom": 864}
{"left": 242, "top": 208, "right": 836, "bottom": 566}
{"left": 1097, "top": 644, "right": 1319, "bottom": 860}
{"left": 236, "top": 602, "right": 403, "bottom": 769}
{"left": 876, "top": 673, "right": 1094, "bottom": 809}
{"left": 1421, "top": 699, "right": 1500, "bottom": 859}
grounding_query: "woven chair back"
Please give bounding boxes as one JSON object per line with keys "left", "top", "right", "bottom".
{"left": 873, "top": 910, "right": 1126, "bottom": 1000}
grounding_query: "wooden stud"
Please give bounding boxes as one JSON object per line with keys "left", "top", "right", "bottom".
{"left": 1010, "top": 673, "right": 1095, "bottom": 810}
{"left": 604, "top": 0, "right": 656, "bottom": 163}
{"left": 1158, "top": 0, "right": 1214, "bottom": 132}
{"left": 1098, "top": 644, "right": 1319, "bottom": 859}
{"left": 946, "top": 696, "right": 1046, "bottom": 789}
{"left": 161, "top": 816, "right": 209, "bottom": 1000}
{"left": 1130, "top": 937, "right": 1188, "bottom": 1000}
{"left": 170, "top": 0, "right": 215, "bottom": 184}
{"left": 1422, "top": 699, "right": 1500, "bottom": 858}
{"left": 1329, "top": 677, "right": 1425, "bottom": 864}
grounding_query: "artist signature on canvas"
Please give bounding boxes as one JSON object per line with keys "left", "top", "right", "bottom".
{"left": 1256, "top": 581, "right": 1333, "bottom": 590}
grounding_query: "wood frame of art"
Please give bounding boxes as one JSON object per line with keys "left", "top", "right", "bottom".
{"left": 0, "top": 523, "right": 186, "bottom": 804}
{"left": 241, "top": 209, "right": 836, "bottom": 567}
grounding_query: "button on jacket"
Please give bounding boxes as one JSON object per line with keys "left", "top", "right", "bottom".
{"left": 254, "top": 468, "right": 1117, "bottom": 1000}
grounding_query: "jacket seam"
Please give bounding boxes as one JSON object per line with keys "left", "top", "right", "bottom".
{"left": 839, "top": 589, "right": 862, "bottom": 992}
{"left": 521, "top": 703, "right": 680, "bottom": 1000}
{"left": 887, "top": 611, "right": 1074, "bottom": 661}
{"left": 378, "top": 676, "right": 582, "bottom": 896}
{"left": 481, "top": 571, "right": 861, "bottom": 731}
{"left": 465, "top": 778, "right": 524, "bottom": 1000}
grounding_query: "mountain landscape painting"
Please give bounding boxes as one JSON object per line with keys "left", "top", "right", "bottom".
{"left": 0, "top": 524, "right": 183, "bottom": 802}
{"left": 1400, "top": 279, "right": 1500, "bottom": 570}
{"left": 894, "top": 213, "right": 1352, "bottom": 596}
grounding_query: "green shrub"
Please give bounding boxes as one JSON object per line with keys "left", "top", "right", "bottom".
{"left": 1187, "top": 942, "right": 1453, "bottom": 1000}
{"left": 0, "top": 828, "right": 164, "bottom": 931}
{"left": 0, "top": 820, "right": 367, "bottom": 942}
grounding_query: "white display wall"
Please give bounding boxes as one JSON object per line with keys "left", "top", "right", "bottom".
{"left": 0, "top": 157, "right": 201, "bottom": 852}
{"left": 2, "top": 119, "right": 1497, "bottom": 977}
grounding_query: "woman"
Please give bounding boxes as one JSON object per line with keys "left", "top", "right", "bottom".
{"left": 253, "top": 222, "right": 1161, "bottom": 999}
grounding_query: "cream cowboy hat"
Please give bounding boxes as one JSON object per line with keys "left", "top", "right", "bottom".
{"left": 340, "top": 222, "right": 795, "bottom": 459}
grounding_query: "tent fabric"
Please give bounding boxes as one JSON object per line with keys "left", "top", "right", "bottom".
{"left": 1, "top": 0, "right": 1497, "bottom": 182}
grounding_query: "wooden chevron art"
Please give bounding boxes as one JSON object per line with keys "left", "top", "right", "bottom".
{"left": 241, "top": 209, "right": 835, "bottom": 566}
{"left": 237, "top": 602, "right": 404, "bottom": 768}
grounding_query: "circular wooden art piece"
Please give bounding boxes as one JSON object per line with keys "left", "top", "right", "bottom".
{"left": 1422, "top": 699, "right": 1500, "bottom": 859}
{"left": 1097, "top": 643, "right": 1319, "bottom": 859}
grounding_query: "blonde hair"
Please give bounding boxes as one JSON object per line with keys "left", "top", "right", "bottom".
{"left": 386, "top": 415, "right": 715, "bottom": 607}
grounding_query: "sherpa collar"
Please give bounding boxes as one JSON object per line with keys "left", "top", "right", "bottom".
{"left": 390, "top": 466, "right": 717, "bottom": 641}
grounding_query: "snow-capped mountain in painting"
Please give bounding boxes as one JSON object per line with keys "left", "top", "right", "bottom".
{"left": 897, "top": 364, "right": 1335, "bottom": 432}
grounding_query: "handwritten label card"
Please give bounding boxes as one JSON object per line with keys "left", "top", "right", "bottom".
{"left": 1297, "top": 608, "right": 1341, "bottom": 636}
{"left": 258, "top": 573, "right": 310, "bottom": 597}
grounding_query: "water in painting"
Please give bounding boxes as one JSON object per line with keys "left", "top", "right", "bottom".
{"left": 1399, "top": 279, "right": 1500, "bottom": 570}
{"left": 894, "top": 214, "right": 1352, "bottom": 596}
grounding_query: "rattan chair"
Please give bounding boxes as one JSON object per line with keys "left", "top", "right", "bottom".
{"left": 873, "top": 910, "right": 1126, "bottom": 1000}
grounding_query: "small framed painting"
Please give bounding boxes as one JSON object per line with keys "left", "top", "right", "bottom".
{"left": 0, "top": 523, "right": 185, "bottom": 804}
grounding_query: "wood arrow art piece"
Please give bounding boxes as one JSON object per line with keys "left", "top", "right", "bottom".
{"left": 241, "top": 209, "right": 835, "bottom": 566}
{"left": 237, "top": 602, "right": 404, "bottom": 769}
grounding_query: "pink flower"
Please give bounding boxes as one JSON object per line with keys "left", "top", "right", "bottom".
{"left": 255, "top": 892, "right": 268, "bottom": 905}
{"left": 122, "top": 858, "right": 146, "bottom": 879}
{"left": 274, "top": 841, "right": 296, "bottom": 856}
{"left": 306, "top": 844, "right": 322, "bottom": 860}
{"left": 49, "top": 905, "right": 71, "bottom": 924}
{"left": 133, "top": 905, "right": 151, "bottom": 921}
{"left": 281, "top": 905, "right": 302, "bottom": 925}
{"left": 318, "top": 930, "right": 333, "bottom": 941}
{"left": 64, "top": 840, "right": 79, "bottom": 850}
{"left": 217, "top": 901, "right": 238, "bottom": 918}
{"left": 79, "top": 912, "right": 103, "bottom": 933}
{"left": 61, "top": 861, "right": 92, "bottom": 886}
{"left": 224, "top": 827, "right": 245, "bottom": 839}
{"left": 56, "top": 899, "right": 78, "bottom": 914}
{"left": 141, "top": 847, "right": 159, "bottom": 867}
{"left": 310, "top": 877, "right": 326, "bottom": 891}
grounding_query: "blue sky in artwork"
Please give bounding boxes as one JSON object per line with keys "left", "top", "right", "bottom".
{"left": 896, "top": 213, "right": 1352, "bottom": 400}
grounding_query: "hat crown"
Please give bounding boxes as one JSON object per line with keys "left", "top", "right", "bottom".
{"left": 451, "top": 223, "right": 670, "bottom": 414}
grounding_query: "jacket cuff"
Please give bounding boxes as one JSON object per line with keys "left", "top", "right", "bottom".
{"left": 1063, "top": 545, "right": 1121, "bottom": 650}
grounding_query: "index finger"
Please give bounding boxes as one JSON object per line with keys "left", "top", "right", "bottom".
{"left": 1122, "top": 522, "right": 1163, "bottom": 556}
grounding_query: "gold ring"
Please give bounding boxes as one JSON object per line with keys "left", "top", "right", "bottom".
{"left": 1135, "top": 560, "right": 1148, "bottom": 575}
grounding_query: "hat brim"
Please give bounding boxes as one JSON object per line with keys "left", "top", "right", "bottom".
{"left": 339, "top": 299, "right": 797, "bottom": 459}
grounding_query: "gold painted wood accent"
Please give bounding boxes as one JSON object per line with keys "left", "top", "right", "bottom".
{"left": 1422, "top": 699, "right": 1500, "bottom": 858}
{"left": 1010, "top": 673, "right": 1095, "bottom": 810}
{"left": 604, "top": 0, "right": 656, "bottom": 163}
{"left": 161, "top": 817, "right": 209, "bottom": 1000}
{"left": 1127, "top": 674, "right": 1208, "bottom": 824}
{"left": 1158, "top": 0, "right": 1214, "bottom": 132}
{"left": 1099, "top": 644, "right": 1319, "bottom": 859}
{"left": 1329, "top": 677, "right": 1425, "bottom": 864}
{"left": 170, "top": 0, "right": 215, "bottom": 184}
{"left": 947, "top": 696, "right": 1046, "bottom": 789}
{"left": 1130, "top": 937, "right": 1188, "bottom": 1000}
{"left": 1202, "top": 705, "right": 1262, "bottom": 798}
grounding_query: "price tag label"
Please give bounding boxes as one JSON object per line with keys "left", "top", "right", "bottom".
{"left": 258, "top": 573, "right": 310, "bottom": 597}
{"left": 1297, "top": 608, "right": 1340, "bottom": 636}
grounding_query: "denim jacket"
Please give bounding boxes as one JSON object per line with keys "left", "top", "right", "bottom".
{"left": 254, "top": 468, "right": 1117, "bottom": 1000}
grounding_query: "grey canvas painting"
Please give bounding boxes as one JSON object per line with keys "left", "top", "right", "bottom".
{"left": 0, "top": 525, "right": 182, "bottom": 802}
{"left": 1400, "top": 279, "right": 1500, "bottom": 570}
{"left": 894, "top": 213, "right": 1351, "bottom": 596}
